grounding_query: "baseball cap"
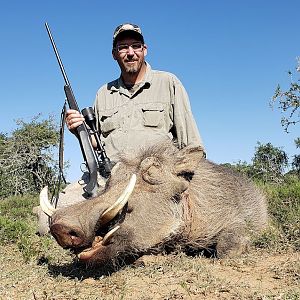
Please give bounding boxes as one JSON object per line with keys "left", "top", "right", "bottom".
{"left": 113, "top": 23, "right": 144, "bottom": 46}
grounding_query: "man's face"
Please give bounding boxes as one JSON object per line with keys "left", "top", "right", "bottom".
{"left": 112, "top": 37, "right": 147, "bottom": 75}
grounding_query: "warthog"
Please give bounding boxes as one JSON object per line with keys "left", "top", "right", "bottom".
{"left": 40, "top": 141, "right": 268, "bottom": 265}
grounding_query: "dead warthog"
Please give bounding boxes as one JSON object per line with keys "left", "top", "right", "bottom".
{"left": 40, "top": 141, "right": 268, "bottom": 265}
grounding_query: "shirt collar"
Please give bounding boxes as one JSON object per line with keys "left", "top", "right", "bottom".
{"left": 110, "top": 61, "right": 152, "bottom": 93}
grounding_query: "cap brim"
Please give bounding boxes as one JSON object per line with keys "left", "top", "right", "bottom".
{"left": 113, "top": 30, "right": 144, "bottom": 46}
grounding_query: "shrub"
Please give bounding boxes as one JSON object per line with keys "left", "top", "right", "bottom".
{"left": 0, "top": 194, "right": 54, "bottom": 262}
{"left": 0, "top": 115, "right": 59, "bottom": 197}
{"left": 258, "top": 180, "right": 300, "bottom": 251}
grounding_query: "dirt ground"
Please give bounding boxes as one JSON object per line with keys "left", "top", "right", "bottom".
{"left": 0, "top": 243, "right": 299, "bottom": 300}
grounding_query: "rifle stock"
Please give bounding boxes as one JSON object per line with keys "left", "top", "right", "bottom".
{"left": 64, "top": 85, "right": 99, "bottom": 196}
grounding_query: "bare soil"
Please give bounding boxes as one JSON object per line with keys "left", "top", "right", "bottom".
{"left": 0, "top": 242, "right": 299, "bottom": 300}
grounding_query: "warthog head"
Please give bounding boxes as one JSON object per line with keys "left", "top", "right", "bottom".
{"left": 40, "top": 142, "right": 267, "bottom": 265}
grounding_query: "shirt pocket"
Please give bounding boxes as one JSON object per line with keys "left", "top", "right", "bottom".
{"left": 142, "top": 103, "right": 165, "bottom": 128}
{"left": 100, "top": 108, "right": 120, "bottom": 136}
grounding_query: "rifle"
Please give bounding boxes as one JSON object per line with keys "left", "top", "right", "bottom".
{"left": 45, "top": 22, "right": 112, "bottom": 197}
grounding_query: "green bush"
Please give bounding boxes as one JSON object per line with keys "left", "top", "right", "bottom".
{"left": 0, "top": 194, "right": 54, "bottom": 262}
{"left": 258, "top": 180, "right": 300, "bottom": 251}
{"left": 0, "top": 115, "right": 60, "bottom": 197}
{"left": 0, "top": 194, "right": 38, "bottom": 218}
{"left": 0, "top": 216, "right": 31, "bottom": 244}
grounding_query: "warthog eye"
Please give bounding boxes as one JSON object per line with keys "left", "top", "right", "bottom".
{"left": 177, "top": 171, "right": 194, "bottom": 182}
{"left": 69, "top": 230, "right": 80, "bottom": 237}
{"left": 172, "top": 193, "right": 182, "bottom": 203}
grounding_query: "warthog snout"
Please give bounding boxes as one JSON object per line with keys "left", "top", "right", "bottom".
{"left": 51, "top": 223, "right": 85, "bottom": 248}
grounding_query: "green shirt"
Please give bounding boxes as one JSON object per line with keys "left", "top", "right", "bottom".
{"left": 93, "top": 63, "right": 204, "bottom": 161}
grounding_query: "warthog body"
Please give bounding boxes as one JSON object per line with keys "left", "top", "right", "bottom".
{"left": 42, "top": 142, "right": 268, "bottom": 265}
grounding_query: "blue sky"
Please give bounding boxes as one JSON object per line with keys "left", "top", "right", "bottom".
{"left": 1, "top": 1, "right": 299, "bottom": 181}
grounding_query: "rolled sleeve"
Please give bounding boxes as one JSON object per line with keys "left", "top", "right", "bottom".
{"left": 172, "top": 77, "right": 205, "bottom": 152}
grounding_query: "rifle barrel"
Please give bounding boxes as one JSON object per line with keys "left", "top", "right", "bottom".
{"left": 45, "top": 22, "right": 70, "bottom": 86}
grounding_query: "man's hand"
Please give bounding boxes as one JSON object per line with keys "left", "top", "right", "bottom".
{"left": 66, "top": 109, "right": 97, "bottom": 148}
{"left": 65, "top": 109, "right": 85, "bottom": 134}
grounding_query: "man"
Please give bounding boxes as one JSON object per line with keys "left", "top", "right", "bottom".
{"left": 66, "top": 23, "right": 205, "bottom": 162}
{"left": 37, "top": 23, "right": 205, "bottom": 235}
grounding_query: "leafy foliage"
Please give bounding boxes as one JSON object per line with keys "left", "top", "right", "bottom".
{"left": 222, "top": 160, "right": 255, "bottom": 178}
{"left": 292, "top": 138, "right": 300, "bottom": 175}
{"left": 224, "top": 142, "right": 289, "bottom": 183}
{"left": 251, "top": 142, "right": 289, "bottom": 183}
{"left": 257, "top": 180, "right": 300, "bottom": 251}
{"left": 271, "top": 58, "right": 300, "bottom": 179}
{"left": 271, "top": 57, "right": 300, "bottom": 132}
{"left": 0, "top": 115, "right": 59, "bottom": 197}
{"left": 0, "top": 194, "right": 54, "bottom": 262}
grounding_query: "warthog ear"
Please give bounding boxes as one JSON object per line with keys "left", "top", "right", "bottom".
{"left": 175, "top": 146, "right": 205, "bottom": 179}
{"left": 140, "top": 156, "right": 163, "bottom": 185}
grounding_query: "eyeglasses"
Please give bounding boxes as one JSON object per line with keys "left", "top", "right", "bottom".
{"left": 115, "top": 42, "right": 144, "bottom": 53}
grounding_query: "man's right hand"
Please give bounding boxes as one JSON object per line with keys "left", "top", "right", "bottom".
{"left": 65, "top": 109, "right": 85, "bottom": 134}
{"left": 65, "top": 109, "right": 98, "bottom": 148}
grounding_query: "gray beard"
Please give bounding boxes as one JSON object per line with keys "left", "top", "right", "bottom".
{"left": 125, "top": 65, "right": 139, "bottom": 74}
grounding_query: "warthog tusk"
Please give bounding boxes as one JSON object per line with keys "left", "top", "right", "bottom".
{"left": 102, "top": 225, "right": 120, "bottom": 246}
{"left": 100, "top": 174, "right": 136, "bottom": 225}
{"left": 39, "top": 186, "right": 56, "bottom": 217}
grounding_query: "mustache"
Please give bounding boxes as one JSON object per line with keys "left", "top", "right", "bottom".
{"left": 124, "top": 58, "right": 138, "bottom": 62}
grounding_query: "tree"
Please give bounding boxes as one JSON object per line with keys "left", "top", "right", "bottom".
{"left": 221, "top": 161, "right": 256, "bottom": 178}
{"left": 0, "top": 115, "right": 59, "bottom": 197}
{"left": 271, "top": 58, "right": 300, "bottom": 178}
{"left": 251, "top": 142, "right": 289, "bottom": 183}
{"left": 271, "top": 57, "right": 300, "bottom": 132}
{"left": 292, "top": 137, "right": 300, "bottom": 175}
{"left": 222, "top": 143, "right": 288, "bottom": 183}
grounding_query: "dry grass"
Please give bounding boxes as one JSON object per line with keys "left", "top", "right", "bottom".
{"left": 0, "top": 242, "right": 299, "bottom": 300}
